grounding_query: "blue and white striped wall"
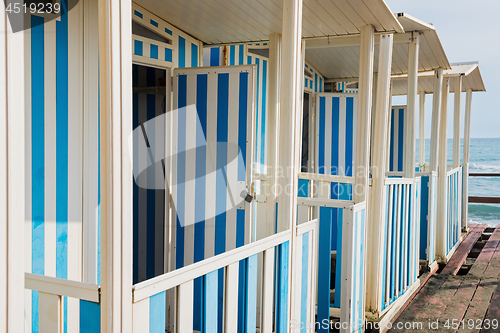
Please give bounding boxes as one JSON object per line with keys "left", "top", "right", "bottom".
{"left": 133, "top": 4, "right": 202, "bottom": 70}
{"left": 172, "top": 66, "right": 255, "bottom": 268}
{"left": 388, "top": 106, "right": 406, "bottom": 173}
{"left": 304, "top": 62, "right": 324, "bottom": 93}
{"left": 24, "top": 2, "right": 101, "bottom": 332}
{"left": 316, "top": 93, "right": 357, "bottom": 200}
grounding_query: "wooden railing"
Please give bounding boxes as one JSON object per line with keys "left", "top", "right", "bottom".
{"left": 446, "top": 167, "right": 463, "bottom": 253}
{"left": 468, "top": 173, "right": 500, "bottom": 204}
{"left": 380, "top": 177, "right": 421, "bottom": 312}
{"left": 24, "top": 273, "right": 100, "bottom": 332}
{"left": 132, "top": 220, "right": 318, "bottom": 333}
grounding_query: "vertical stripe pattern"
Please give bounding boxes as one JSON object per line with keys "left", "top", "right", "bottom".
{"left": 25, "top": 1, "right": 91, "bottom": 330}
{"left": 381, "top": 180, "right": 421, "bottom": 310}
{"left": 173, "top": 66, "right": 254, "bottom": 269}
{"left": 388, "top": 107, "right": 406, "bottom": 172}
{"left": 316, "top": 94, "right": 357, "bottom": 200}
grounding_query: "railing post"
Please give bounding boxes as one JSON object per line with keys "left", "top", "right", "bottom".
{"left": 436, "top": 78, "right": 450, "bottom": 261}
{"left": 419, "top": 91, "right": 426, "bottom": 168}
{"left": 0, "top": 6, "right": 25, "bottom": 331}
{"left": 405, "top": 32, "right": 419, "bottom": 179}
{"left": 366, "top": 33, "right": 393, "bottom": 315}
{"left": 279, "top": 0, "right": 303, "bottom": 330}
{"left": 98, "top": 0, "right": 133, "bottom": 330}
{"left": 462, "top": 89, "right": 473, "bottom": 230}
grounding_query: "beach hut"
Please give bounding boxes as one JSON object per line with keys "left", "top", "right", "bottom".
{"left": 391, "top": 62, "right": 486, "bottom": 267}
{"left": 0, "top": 1, "right": 485, "bottom": 332}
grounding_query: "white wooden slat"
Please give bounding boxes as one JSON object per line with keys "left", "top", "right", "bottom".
{"left": 385, "top": 185, "right": 394, "bottom": 305}
{"left": 177, "top": 280, "right": 194, "bottom": 333}
{"left": 132, "top": 297, "right": 150, "bottom": 333}
{"left": 226, "top": 72, "right": 239, "bottom": 250}
{"left": 225, "top": 262, "right": 239, "bottom": 333}
{"left": 183, "top": 75, "right": 197, "bottom": 266}
{"left": 39, "top": 292, "right": 61, "bottom": 333}
{"left": 204, "top": 72, "right": 218, "bottom": 259}
{"left": 261, "top": 246, "right": 275, "bottom": 332}
{"left": 395, "top": 185, "right": 402, "bottom": 295}
{"left": 0, "top": 6, "right": 6, "bottom": 327}
{"left": 25, "top": 273, "right": 100, "bottom": 303}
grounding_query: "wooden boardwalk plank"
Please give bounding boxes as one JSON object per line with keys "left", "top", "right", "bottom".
{"left": 441, "top": 224, "right": 487, "bottom": 276}
{"left": 388, "top": 224, "right": 500, "bottom": 333}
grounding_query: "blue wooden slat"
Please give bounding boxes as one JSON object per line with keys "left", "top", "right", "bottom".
{"left": 191, "top": 43, "right": 198, "bottom": 67}
{"left": 334, "top": 209, "right": 343, "bottom": 307}
{"left": 205, "top": 270, "right": 219, "bottom": 333}
{"left": 176, "top": 75, "right": 187, "bottom": 269}
{"left": 300, "top": 232, "right": 309, "bottom": 333}
{"left": 134, "top": 40, "right": 143, "bottom": 56}
{"left": 246, "top": 254, "right": 258, "bottom": 333}
{"left": 317, "top": 207, "right": 332, "bottom": 332}
{"left": 150, "top": 44, "right": 158, "bottom": 59}
{"left": 79, "top": 300, "right": 100, "bottom": 333}
{"left": 398, "top": 109, "right": 405, "bottom": 171}
{"left": 298, "top": 179, "right": 309, "bottom": 198}
{"left": 389, "top": 109, "right": 395, "bottom": 172}
{"left": 150, "top": 292, "right": 166, "bottom": 333}
{"left": 276, "top": 241, "right": 289, "bottom": 333}
{"left": 318, "top": 97, "right": 325, "bottom": 174}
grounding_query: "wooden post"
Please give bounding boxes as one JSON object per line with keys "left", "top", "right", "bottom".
{"left": 366, "top": 33, "right": 393, "bottom": 314}
{"left": 266, "top": 33, "right": 281, "bottom": 237}
{"left": 99, "top": 0, "right": 133, "bottom": 330}
{"left": 277, "top": 0, "right": 302, "bottom": 232}
{"left": 419, "top": 92, "right": 426, "bottom": 168}
{"left": 0, "top": 6, "right": 25, "bottom": 331}
{"left": 453, "top": 77, "right": 462, "bottom": 168}
{"left": 436, "top": 78, "right": 450, "bottom": 260}
{"left": 279, "top": 0, "right": 303, "bottom": 328}
{"left": 429, "top": 69, "right": 443, "bottom": 173}
{"left": 355, "top": 25, "right": 375, "bottom": 204}
{"left": 462, "top": 89, "right": 473, "bottom": 230}
{"left": 405, "top": 33, "right": 419, "bottom": 178}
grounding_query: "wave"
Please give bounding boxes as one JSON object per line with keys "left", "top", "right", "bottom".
{"left": 468, "top": 204, "right": 500, "bottom": 221}
{"left": 470, "top": 163, "right": 500, "bottom": 172}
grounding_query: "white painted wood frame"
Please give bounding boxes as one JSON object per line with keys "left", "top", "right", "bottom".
{"left": 0, "top": 5, "right": 25, "bottom": 331}
{"left": 453, "top": 77, "right": 462, "bottom": 168}
{"left": 83, "top": 0, "right": 101, "bottom": 285}
{"left": 462, "top": 89, "right": 473, "bottom": 230}
{"left": 279, "top": 0, "right": 303, "bottom": 328}
{"left": 366, "top": 33, "right": 393, "bottom": 314}
{"left": 405, "top": 33, "right": 419, "bottom": 178}
{"left": 429, "top": 69, "right": 443, "bottom": 173}
{"left": 436, "top": 78, "right": 450, "bottom": 260}
{"left": 266, "top": 33, "right": 281, "bottom": 237}
{"left": 355, "top": 25, "right": 375, "bottom": 204}
{"left": 98, "top": 0, "right": 134, "bottom": 330}
{"left": 419, "top": 92, "right": 426, "bottom": 167}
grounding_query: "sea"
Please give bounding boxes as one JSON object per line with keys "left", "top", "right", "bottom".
{"left": 417, "top": 138, "right": 500, "bottom": 226}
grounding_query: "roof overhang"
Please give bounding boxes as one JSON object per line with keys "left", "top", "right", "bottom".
{"left": 391, "top": 62, "right": 486, "bottom": 95}
{"left": 304, "top": 12, "right": 450, "bottom": 80}
{"left": 133, "top": 0, "right": 403, "bottom": 45}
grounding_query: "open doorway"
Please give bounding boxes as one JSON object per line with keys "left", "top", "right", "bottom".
{"left": 132, "top": 63, "right": 172, "bottom": 284}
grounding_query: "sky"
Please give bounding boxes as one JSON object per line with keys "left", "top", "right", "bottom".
{"left": 385, "top": 0, "right": 500, "bottom": 138}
